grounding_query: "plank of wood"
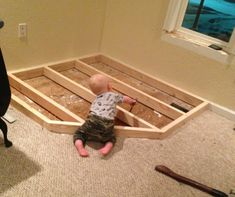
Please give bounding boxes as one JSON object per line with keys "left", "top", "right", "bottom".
{"left": 44, "top": 66, "right": 158, "bottom": 129}
{"left": 11, "top": 92, "right": 174, "bottom": 139}
{"left": 99, "top": 54, "right": 204, "bottom": 106}
{"left": 9, "top": 73, "right": 84, "bottom": 123}
{"left": 161, "top": 101, "right": 209, "bottom": 138}
{"left": 44, "top": 66, "right": 94, "bottom": 102}
{"left": 9, "top": 58, "right": 77, "bottom": 78}
{"left": 45, "top": 119, "right": 161, "bottom": 138}
{"left": 75, "top": 60, "right": 184, "bottom": 120}
{"left": 89, "top": 62, "right": 193, "bottom": 111}
{"left": 45, "top": 120, "right": 82, "bottom": 134}
{"left": 12, "top": 94, "right": 162, "bottom": 138}
{"left": 11, "top": 93, "right": 162, "bottom": 138}
{"left": 11, "top": 94, "right": 49, "bottom": 126}
{"left": 11, "top": 87, "right": 59, "bottom": 120}
{"left": 114, "top": 126, "right": 164, "bottom": 139}
{"left": 11, "top": 67, "right": 44, "bottom": 80}
{"left": 57, "top": 67, "right": 174, "bottom": 128}
{"left": 48, "top": 61, "right": 75, "bottom": 72}
{"left": 78, "top": 53, "right": 101, "bottom": 64}
{"left": 80, "top": 54, "right": 203, "bottom": 106}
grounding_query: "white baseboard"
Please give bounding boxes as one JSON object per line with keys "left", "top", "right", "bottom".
{"left": 209, "top": 102, "right": 235, "bottom": 121}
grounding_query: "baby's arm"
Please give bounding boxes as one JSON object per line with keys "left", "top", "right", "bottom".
{"left": 123, "top": 96, "right": 136, "bottom": 105}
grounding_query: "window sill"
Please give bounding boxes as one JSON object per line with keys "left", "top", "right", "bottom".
{"left": 161, "top": 31, "right": 234, "bottom": 66}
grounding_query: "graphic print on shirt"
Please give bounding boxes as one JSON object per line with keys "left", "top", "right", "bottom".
{"left": 90, "top": 92, "right": 123, "bottom": 120}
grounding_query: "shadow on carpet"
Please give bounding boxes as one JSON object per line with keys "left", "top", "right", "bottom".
{"left": 0, "top": 143, "right": 41, "bottom": 194}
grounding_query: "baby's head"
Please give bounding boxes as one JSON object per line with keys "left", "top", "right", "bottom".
{"left": 89, "top": 74, "right": 111, "bottom": 95}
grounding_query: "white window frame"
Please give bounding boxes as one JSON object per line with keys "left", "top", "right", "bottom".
{"left": 162, "top": 0, "right": 235, "bottom": 64}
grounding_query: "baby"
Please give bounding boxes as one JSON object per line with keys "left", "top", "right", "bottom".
{"left": 73, "top": 74, "right": 136, "bottom": 157}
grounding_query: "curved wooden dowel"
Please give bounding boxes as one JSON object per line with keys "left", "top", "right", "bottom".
{"left": 155, "top": 165, "right": 228, "bottom": 197}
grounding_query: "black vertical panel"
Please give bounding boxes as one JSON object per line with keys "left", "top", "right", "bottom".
{"left": 0, "top": 48, "right": 11, "bottom": 116}
{"left": 192, "top": 0, "right": 205, "bottom": 30}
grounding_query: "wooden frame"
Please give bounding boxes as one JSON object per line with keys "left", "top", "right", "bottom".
{"left": 9, "top": 54, "right": 209, "bottom": 139}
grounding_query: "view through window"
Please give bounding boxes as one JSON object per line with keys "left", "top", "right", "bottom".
{"left": 182, "top": 0, "right": 235, "bottom": 42}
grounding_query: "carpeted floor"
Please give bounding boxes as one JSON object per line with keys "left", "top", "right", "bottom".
{"left": 0, "top": 106, "right": 235, "bottom": 197}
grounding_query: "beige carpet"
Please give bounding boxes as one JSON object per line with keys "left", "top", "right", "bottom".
{"left": 0, "top": 106, "right": 235, "bottom": 197}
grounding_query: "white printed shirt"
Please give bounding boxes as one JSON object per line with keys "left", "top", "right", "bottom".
{"left": 90, "top": 92, "right": 124, "bottom": 120}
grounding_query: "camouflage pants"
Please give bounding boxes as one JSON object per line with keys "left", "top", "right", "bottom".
{"left": 73, "top": 114, "right": 116, "bottom": 145}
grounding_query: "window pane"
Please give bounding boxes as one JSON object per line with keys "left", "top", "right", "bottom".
{"left": 182, "top": 0, "right": 235, "bottom": 42}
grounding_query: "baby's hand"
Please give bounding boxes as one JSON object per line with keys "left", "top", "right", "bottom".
{"left": 123, "top": 96, "right": 137, "bottom": 105}
{"left": 130, "top": 98, "right": 137, "bottom": 106}
{"left": 128, "top": 98, "right": 136, "bottom": 112}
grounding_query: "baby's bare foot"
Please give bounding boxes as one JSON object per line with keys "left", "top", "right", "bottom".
{"left": 75, "top": 140, "right": 89, "bottom": 157}
{"left": 99, "top": 142, "right": 113, "bottom": 156}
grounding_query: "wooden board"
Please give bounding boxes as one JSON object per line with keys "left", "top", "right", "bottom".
{"left": 9, "top": 54, "right": 209, "bottom": 139}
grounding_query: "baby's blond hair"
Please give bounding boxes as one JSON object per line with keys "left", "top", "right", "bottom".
{"left": 89, "top": 74, "right": 110, "bottom": 95}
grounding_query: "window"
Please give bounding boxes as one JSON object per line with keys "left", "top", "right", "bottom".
{"left": 162, "top": 0, "right": 235, "bottom": 64}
